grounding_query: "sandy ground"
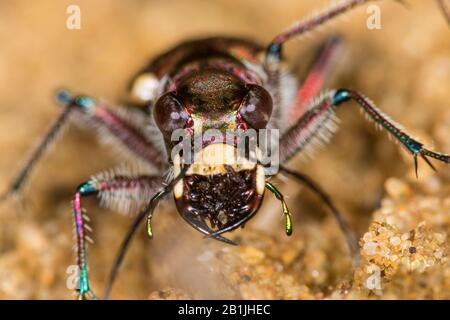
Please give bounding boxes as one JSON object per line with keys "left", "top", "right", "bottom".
{"left": 0, "top": 0, "right": 449, "bottom": 299}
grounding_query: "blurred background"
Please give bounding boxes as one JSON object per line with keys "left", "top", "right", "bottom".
{"left": 0, "top": 0, "right": 449, "bottom": 299}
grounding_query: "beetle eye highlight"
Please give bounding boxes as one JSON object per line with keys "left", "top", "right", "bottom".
{"left": 239, "top": 85, "right": 273, "bottom": 129}
{"left": 154, "top": 92, "right": 190, "bottom": 138}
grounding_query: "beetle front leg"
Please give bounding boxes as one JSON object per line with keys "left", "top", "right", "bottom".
{"left": 278, "top": 89, "right": 449, "bottom": 262}
{"left": 71, "top": 173, "right": 163, "bottom": 299}
{"left": 279, "top": 89, "right": 449, "bottom": 173}
{"left": 333, "top": 89, "right": 450, "bottom": 175}
{"left": 72, "top": 187, "right": 95, "bottom": 300}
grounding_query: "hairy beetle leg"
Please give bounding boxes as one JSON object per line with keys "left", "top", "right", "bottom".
{"left": 71, "top": 174, "right": 163, "bottom": 299}
{"left": 265, "top": 0, "right": 449, "bottom": 129}
{"left": 332, "top": 89, "right": 450, "bottom": 176}
{"left": 0, "top": 92, "right": 74, "bottom": 202}
{"left": 1, "top": 89, "right": 166, "bottom": 204}
{"left": 289, "top": 36, "right": 344, "bottom": 123}
{"left": 72, "top": 186, "right": 96, "bottom": 301}
{"left": 265, "top": 0, "right": 373, "bottom": 128}
{"left": 279, "top": 89, "right": 449, "bottom": 177}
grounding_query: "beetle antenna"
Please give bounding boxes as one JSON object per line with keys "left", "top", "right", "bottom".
{"left": 103, "top": 164, "right": 190, "bottom": 300}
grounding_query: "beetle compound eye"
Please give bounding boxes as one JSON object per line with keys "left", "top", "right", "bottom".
{"left": 239, "top": 85, "right": 273, "bottom": 129}
{"left": 154, "top": 92, "right": 190, "bottom": 139}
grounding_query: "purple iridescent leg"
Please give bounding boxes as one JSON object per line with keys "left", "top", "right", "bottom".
{"left": 265, "top": 0, "right": 373, "bottom": 128}
{"left": 65, "top": 92, "right": 165, "bottom": 169}
{"left": 72, "top": 174, "right": 162, "bottom": 299}
{"left": 280, "top": 89, "right": 450, "bottom": 172}
{"left": 0, "top": 92, "right": 74, "bottom": 201}
{"left": 1, "top": 90, "right": 165, "bottom": 201}
{"left": 279, "top": 89, "right": 449, "bottom": 261}
{"left": 266, "top": 0, "right": 449, "bottom": 128}
{"left": 289, "top": 36, "right": 344, "bottom": 123}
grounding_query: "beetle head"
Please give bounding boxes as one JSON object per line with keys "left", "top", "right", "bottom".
{"left": 153, "top": 69, "right": 273, "bottom": 235}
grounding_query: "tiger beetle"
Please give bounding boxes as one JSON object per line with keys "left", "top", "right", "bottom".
{"left": 1, "top": 0, "right": 449, "bottom": 299}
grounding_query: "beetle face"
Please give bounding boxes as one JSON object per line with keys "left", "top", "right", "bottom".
{"left": 153, "top": 68, "right": 272, "bottom": 234}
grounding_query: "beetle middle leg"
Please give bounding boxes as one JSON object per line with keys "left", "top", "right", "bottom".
{"left": 289, "top": 36, "right": 344, "bottom": 123}
{"left": 1, "top": 90, "right": 165, "bottom": 202}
